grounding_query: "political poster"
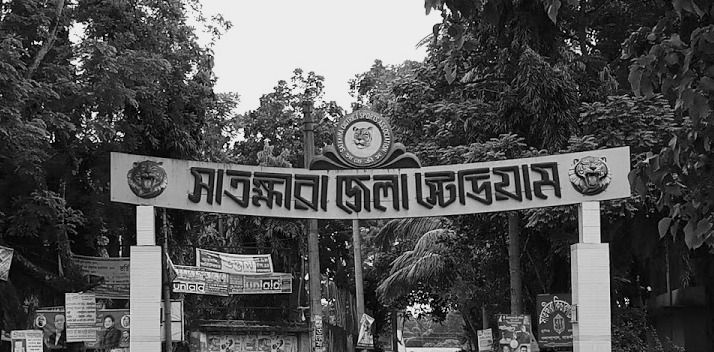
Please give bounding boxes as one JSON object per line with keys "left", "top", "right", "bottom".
{"left": 356, "top": 314, "right": 375, "bottom": 349}
{"left": 0, "top": 246, "right": 13, "bottom": 281}
{"left": 313, "top": 315, "right": 324, "bottom": 352}
{"left": 11, "top": 330, "right": 43, "bottom": 352}
{"left": 34, "top": 307, "right": 66, "bottom": 350}
{"left": 172, "top": 265, "right": 229, "bottom": 296}
{"left": 228, "top": 273, "right": 292, "bottom": 295}
{"left": 71, "top": 253, "right": 130, "bottom": 298}
{"left": 496, "top": 315, "right": 538, "bottom": 352}
{"left": 477, "top": 328, "right": 493, "bottom": 351}
{"left": 196, "top": 248, "right": 273, "bottom": 275}
{"left": 86, "top": 309, "right": 130, "bottom": 351}
{"left": 536, "top": 294, "right": 573, "bottom": 348}
{"left": 65, "top": 293, "right": 96, "bottom": 343}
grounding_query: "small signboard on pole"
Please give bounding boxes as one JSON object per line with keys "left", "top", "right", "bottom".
{"left": 65, "top": 293, "right": 96, "bottom": 343}
{"left": 477, "top": 328, "right": 493, "bottom": 351}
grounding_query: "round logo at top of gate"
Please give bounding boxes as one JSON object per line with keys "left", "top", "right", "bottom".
{"left": 334, "top": 110, "right": 393, "bottom": 168}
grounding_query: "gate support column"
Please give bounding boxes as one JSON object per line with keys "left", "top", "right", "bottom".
{"left": 571, "top": 201, "right": 611, "bottom": 352}
{"left": 131, "top": 206, "right": 162, "bottom": 351}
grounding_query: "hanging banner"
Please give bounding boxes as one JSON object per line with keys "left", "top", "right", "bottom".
{"left": 34, "top": 307, "right": 66, "bottom": 350}
{"left": 536, "top": 294, "right": 573, "bottom": 348}
{"left": 0, "top": 246, "right": 14, "bottom": 281}
{"left": 11, "top": 330, "right": 44, "bottom": 352}
{"left": 110, "top": 148, "right": 631, "bottom": 219}
{"left": 65, "top": 293, "right": 96, "bottom": 343}
{"left": 71, "top": 253, "right": 130, "bottom": 298}
{"left": 496, "top": 315, "right": 538, "bottom": 352}
{"left": 228, "top": 273, "right": 292, "bottom": 295}
{"left": 356, "top": 314, "right": 375, "bottom": 349}
{"left": 195, "top": 248, "right": 274, "bottom": 275}
{"left": 172, "top": 265, "right": 229, "bottom": 296}
{"left": 477, "top": 328, "right": 493, "bottom": 351}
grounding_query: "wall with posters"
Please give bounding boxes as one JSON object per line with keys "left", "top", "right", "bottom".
{"left": 204, "top": 334, "right": 298, "bottom": 352}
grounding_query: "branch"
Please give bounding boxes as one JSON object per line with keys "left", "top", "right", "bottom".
{"left": 26, "top": 0, "right": 65, "bottom": 79}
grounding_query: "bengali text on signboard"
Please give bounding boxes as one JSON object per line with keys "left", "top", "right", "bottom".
{"left": 536, "top": 294, "right": 573, "bottom": 348}
{"left": 195, "top": 248, "right": 274, "bottom": 275}
{"left": 111, "top": 148, "right": 631, "bottom": 219}
{"left": 65, "top": 293, "right": 96, "bottom": 343}
{"left": 71, "top": 253, "right": 130, "bottom": 298}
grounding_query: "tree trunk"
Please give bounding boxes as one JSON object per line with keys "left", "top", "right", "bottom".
{"left": 508, "top": 212, "right": 523, "bottom": 315}
{"left": 26, "top": 0, "right": 65, "bottom": 78}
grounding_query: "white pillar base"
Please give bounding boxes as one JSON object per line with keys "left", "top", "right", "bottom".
{"left": 571, "top": 243, "right": 611, "bottom": 352}
{"left": 130, "top": 245, "right": 162, "bottom": 351}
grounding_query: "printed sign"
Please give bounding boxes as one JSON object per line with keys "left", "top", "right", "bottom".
{"left": 33, "top": 307, "right": 65, "bottom": 350}
{"left": 229, "top": 273, "right": 292, "bottom": 295}
{"left": 477, "top": 329, "right": 493, "bottom": 351}
{"left": 0, "top": 246, "right": 13, "bottom": 281}
{"left": 206, "top": 334, "right": 297, "bottom": 352}
{"left": 160, "top": 300, "right": 184, "bottom": 342}
{"left": 71, "top": 253, "right": 130, "bottom": 298}
{"left": 11, "top": 330, "right": 43, "bottom": 352}
{"left": 496, "top": 315, "right": 538, "bottom": 352}
{"left": 110, "top": 148, "right": 631, "bottom": 219}
{"left": 172, "top": 265, "right": 229, "bottom": 296}
{"left": 536, "top": 294, "right": 573, "bottom": 348}
{"left": 65, "top": 293, "right": 96, "bottom": 342}
{"left": 196, "top": 249, "right": 273, "bottom": 275}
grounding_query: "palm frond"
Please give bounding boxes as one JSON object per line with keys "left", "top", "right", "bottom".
{"left": 375, "top": 217, "right": 451, "bottom": 249}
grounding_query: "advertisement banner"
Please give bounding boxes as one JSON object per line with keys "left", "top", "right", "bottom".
{"left": 172, "top": 265, "right": 229, "bottom": 296}
{"left": 86, "top": 309, "right": 130, "bottom": 351}
{"left": 206, "top": 334, "right": 297, "bottom": 352}
{"left": 536, "top": 294, "right": 573, "bottom": 348}
{"left": 496, "top": 315, "right": 538, "bottom": 352}
{"left": 0, "top": 246, "right": 13, "bottom": 281}
{"left": 196, "top": 248, "right": 273, "bottom": 275}
{"left": 477, "top": 328, "right": 493, "bottom": 351}
{"left": 33, "top": 307, "right": 65, "bottom": 350}
{"left": 71, "top": 253, "right": 130, "bottom": 298}
{"left": 65, "top": 293, "right": 96, "bottom": 343}
{"left": 11, "top": 330, "right": 43, "bottom": 352}
{"left": 228, "top": 273, "right": 292, "bottom": 295}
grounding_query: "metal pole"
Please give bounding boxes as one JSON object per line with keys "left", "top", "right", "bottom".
{"left": 303, "top": 102, "right": 323, "bottom": 352}
{"left": 162, "top": 209, "right": 172, "bottom": 352}
{"left": 353, "top": 219, "right": 364, "bottom": 319}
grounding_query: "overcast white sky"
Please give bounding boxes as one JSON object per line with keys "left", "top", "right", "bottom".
{"left": 198, "top": 0, "right": 440, "bottom": 113}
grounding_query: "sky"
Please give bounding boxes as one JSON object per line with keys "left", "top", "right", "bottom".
{"left": 198, "top": 0, "right": 440, "bottom": 113}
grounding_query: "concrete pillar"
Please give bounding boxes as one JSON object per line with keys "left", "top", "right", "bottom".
{"left": 131, "top": 206, "right": 162, "bottom": 351}
{"left": 571, "top": 201, "right": 611, "bottom": 352}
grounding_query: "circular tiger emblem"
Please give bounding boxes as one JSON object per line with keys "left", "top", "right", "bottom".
{"left": 334, "top": 110, "right": 393, "bottom": 167}
{"left": 127, "top": 160, "right": 168, "bottom": 199}
{"left": 568, "top": 156, "right": 611, "bottom": 195}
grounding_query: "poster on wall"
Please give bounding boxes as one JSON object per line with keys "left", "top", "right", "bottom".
{"left": 11, "top": 330, "right": 43, "bottom": 352}
{"left": 65, "top": 293, "right": 96, "bottom": 343}
{"left": 34, "top": 307, "right": 66, "bottom": 350}
{"left": 86, "top": 309, "right": 130, "bottom": 351}
{"left": 496, "top": 315, "right": 539, "bottom": 352}
{"left": 477, "top": 328, "right": 493, "bottom": 351}
{"left": 536, "top": 294, "right": 573, "bottom": 348}
{"left": 71, "top": 253, "right": 130, "bottom": 298}
{"left": 207, "top": 334, "right": 297, "bottom": 352}
{"left": 356, "top": 314, "right": 375, "bottom": 349}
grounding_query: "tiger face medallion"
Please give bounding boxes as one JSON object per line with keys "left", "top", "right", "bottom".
{"left": 127, "top": 160, "right": 168, "bottom": 198}
{"left": 568, "top": 156, "right": 611, "bottom": 195}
